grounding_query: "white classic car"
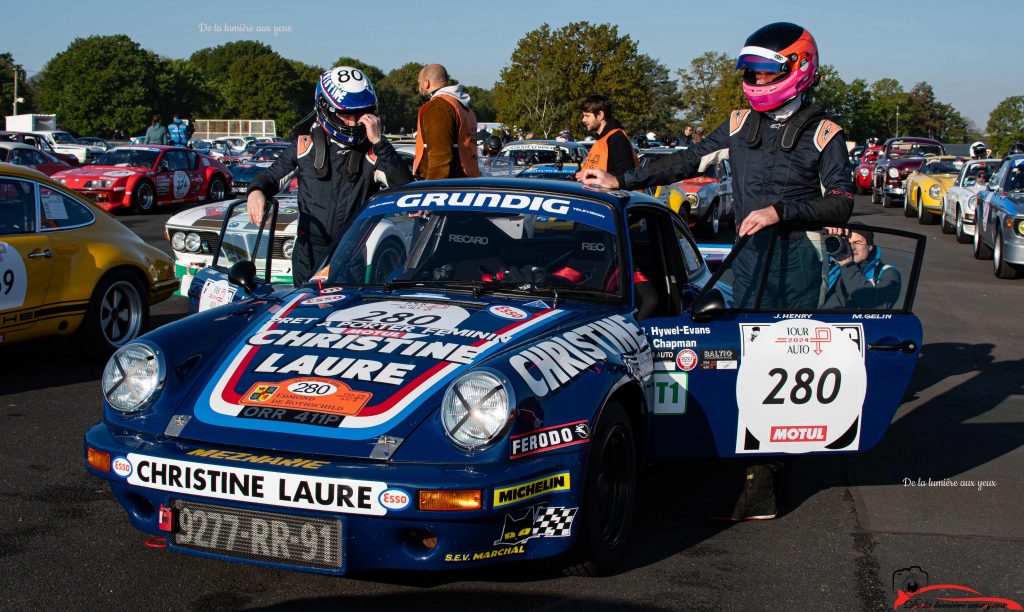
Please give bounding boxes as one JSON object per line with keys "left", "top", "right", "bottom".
{"left": 941, "top": 158, "right": 1002, "bottom": 244}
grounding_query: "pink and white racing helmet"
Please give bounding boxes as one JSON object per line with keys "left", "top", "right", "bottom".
{"left": 736, "top": 22, "right": 819, "bottom": 112}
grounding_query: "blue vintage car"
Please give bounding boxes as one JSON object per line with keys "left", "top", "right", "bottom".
{"left": 973, "top": 154, "right": 1024, "bottom": 278}
{"left": 84, "top": 179, "right": 926, "bottom": 575}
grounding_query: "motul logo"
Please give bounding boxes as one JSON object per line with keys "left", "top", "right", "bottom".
{"left": 770, "top": 426, "right": 827, "bottom": 442}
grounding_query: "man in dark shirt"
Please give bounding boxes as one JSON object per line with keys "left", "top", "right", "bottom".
{"left": 578, "top": 95, "right": 638, "bottom": 176}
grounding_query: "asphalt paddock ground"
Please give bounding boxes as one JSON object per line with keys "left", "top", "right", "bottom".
{"left": 1, "top": 195, "right": 1021, "bottom": 610}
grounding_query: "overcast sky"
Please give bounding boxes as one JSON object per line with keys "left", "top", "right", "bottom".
{"left": 5, "top": 0, "right": 1019, "bottom": 129}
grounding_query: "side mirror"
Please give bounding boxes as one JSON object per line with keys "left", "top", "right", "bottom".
{"left": 228, "top": 260, "right": 258, "bottom": 293}
{"left": 690, "top": 288, "right": 726, "bottom": 322}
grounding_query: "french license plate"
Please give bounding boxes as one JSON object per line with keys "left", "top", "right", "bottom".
{"left": 171, "top": 499, "right": 342, "bottom": 570}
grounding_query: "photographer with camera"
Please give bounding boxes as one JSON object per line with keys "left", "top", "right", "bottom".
{"left": 823, "top": 227, "right": 901, "bottom": 309}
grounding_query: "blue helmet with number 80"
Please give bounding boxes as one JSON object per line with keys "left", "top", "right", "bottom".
{"left": 314, "top": 66, "right": 378, "bottom": 145}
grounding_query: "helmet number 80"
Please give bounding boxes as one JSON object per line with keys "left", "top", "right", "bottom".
{"left": 335, "top": 69, "right": 364, "bottom": 83}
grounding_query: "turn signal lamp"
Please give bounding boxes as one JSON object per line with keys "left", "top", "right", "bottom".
{"left": 87, "top": 447, "right": 111, "bottom": 472}
{"left": 418, "top": 490, "right": 482, "bottom": 511}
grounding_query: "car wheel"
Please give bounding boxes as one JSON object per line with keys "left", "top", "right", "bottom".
{"left": 207, "top": 175, "right": 227, "bottom": 202}
{"left": 700, "top": 201, "right": 720, "bottom": 238}
{"left": 955, "top": 207, "right": 971, "bottom": 244}
{"left": 563, "top": 400, "right": 636, "bottom": 577}
{"left": 870, "top": 186, "right": 880, "bottom": 204}
{"left": 367, "top": 238, "right": 405, "bottom": 284}
{"left": 973, "top": 222, "right": 993, "bottom": 260}
{"left": 132, "top": 181, "right": 155, "bottom": 214}
{"left": 76, "top": 270, "right": 149, "bottom": 359}
{"left": 941, "top": 204, "right": 954, "bottom": 234}
{"left": 993, "top": 231, "right": 1019, "bottom": 279}
{"left": 903, "top": 192, "right": 915, "bottom": 217}
{"left": 882, "top": 193, "right": 894, "bottom": 208}
{"left": 916, "top": 193, "right": 935, "bottom": 225}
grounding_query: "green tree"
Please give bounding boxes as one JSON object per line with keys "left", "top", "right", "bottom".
{"left": 986, "top": 95, "right": 1024, "bottom": 155}
{"left": 330, "top": 57, "right": 385, "bottom": 84}
{"left": 865, "top": 78, "right": 907, "bottom": 140}
{"left": 464, "top": 85, "right": 497, "bottom": 123}
{"left": 377, "top": 62, "right": 422, "bottom": 134}
{"left": 495, "top": 22, "right": 663, "bottom": 138}
{"left": 675, "top": 51, "right": 743, "bottom": 133}
{"left": 35, "top": 35, "right": 168, "bottom": 136}
{"left": 1, "top": 53, "right": 34, "bottom": 116}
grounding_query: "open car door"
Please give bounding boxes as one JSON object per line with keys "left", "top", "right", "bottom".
{"left": 186, "top": 199, "right": 280, "bottom": 313}
{"left": 640, "top": 222, "right": 925, "bottom": 459}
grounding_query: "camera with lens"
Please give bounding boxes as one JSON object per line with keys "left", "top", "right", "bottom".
{"left": 824, "top": 234, "right": 852, "bottom": 261}
{"left": 892, "top": 566, "right": 929, "bottom": 595}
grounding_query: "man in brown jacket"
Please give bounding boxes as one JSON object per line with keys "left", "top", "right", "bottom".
{"left": 414, "top": 64, "right": 480, "bottom": 179}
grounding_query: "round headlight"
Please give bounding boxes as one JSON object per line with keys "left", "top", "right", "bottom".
{"left": 185, "top": 232, "right": 201, "bottom": 252}
{"left": 282, "top": 238, "right": 295, "bottom": 259}
{"left": 171, "top": 231, "right": 186, "bottom": 251}
{"left": 888, "top": 168, "right": 899, "bottom": 178}
{"left": 441, "top": 370, "right": 514, "bottom": 450}
{"left": 859, "top": 168, "right": 869, "bottom": 176}
{"left": 1016, "top": 219, "right": 1024, "bottom": 237}
{"left": 101, "top": 342, "right": 165, "bottom": 415}
{"left": 929, "top": 185, "right": 942, "bottom": 199}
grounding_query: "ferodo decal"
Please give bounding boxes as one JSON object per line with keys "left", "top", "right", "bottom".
{"left": 494, "top": 505, "right": 578, "bottom": 546}
{"left": 510, "top": 420, "right": 589, "bottom": 459}
{"left": 735, "top": 321, "right": 866, "bottom": 454}
{"left": 493, "top": 472, "right": 570, "bottom": 508}
{"left": 198, "top": 293, "right": 565, "bottom": 438}
{"left": 326, "top": 300, "right": 470, "bottom": 330}
{"left": 0, "top": 242, "right": 27, "bottom": 310}
{"left": 241, "top": 377, "right": 372, "bottom": 416}
{"left": 118, "top": 453, "right": 389, "bottom": 516}
{"left": 509, "top": 315, "right": 647, "bottom": 397}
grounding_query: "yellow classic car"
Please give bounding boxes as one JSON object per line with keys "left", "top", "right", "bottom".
{"left": 0, "top": 162, "right": 177, "bottom": 356}
{"left": 903, "top": 156, "right": 963, "bottom": 225}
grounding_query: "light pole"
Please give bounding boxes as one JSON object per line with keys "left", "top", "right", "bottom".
{"left": 895, "top": 104, "right": 900, "bottom": 136}
{"left": 12, "top": 66, "right": 24, "bottom": 115}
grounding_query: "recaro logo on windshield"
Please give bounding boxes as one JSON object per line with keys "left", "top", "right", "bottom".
{"left": 450, "top": 234, "right": 489, "bottom": 245}
{"left": 394, "top": 192, "right": 571, "bottom": 215}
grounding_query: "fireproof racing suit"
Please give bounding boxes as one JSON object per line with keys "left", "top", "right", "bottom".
{"left": 248, "top": 124, "right": 413, "bottom": 285}
{"left": 618, "top": 104, "right": 854, "bottom": 308}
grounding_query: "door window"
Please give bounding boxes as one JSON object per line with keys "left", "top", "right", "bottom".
{"left": 701, "top": 225, "right": 924, "bottom": 313}
{"left": 0, "top": 178, "right": 36, "bottom": 235}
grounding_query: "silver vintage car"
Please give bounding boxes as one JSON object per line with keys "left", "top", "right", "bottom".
{"left": 973, "top": 154, "right": 1024, "bottom": 278}
{"left": 941, "top": 158, "right": 1001, "bottom": 244}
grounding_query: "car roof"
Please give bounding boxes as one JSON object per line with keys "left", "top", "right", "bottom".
{"left": 0, "top": 161, "right": 57, "bottom": 180}
{"left": 502, "top": 140, "right": 582, "bottom": 147}
{"left": 0, "top": 141, "right": 37, "bottom": 151}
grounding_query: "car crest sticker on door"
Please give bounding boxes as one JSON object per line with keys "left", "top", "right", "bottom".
{"left": 735, "top": 320, "right": 866, "bottom": 453}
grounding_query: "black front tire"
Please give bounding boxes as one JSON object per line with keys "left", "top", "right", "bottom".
{"left": 941, "top": 206, "right": 954, "bottom": 234}
{"left": 207, "top": 175, "right": 226, "bottom": 202}
{"left": 993, "top": 231, "right": 1020, "bottom": 279}
{"left": 563, "top": 400, "right": 637, "bottom": 577}
{"left": 699, "top": 201, "right": 720, "bottom": 238}
{"left": 955, "top": 208, "right": 971, "bottom": 244}
{"left": 132, "top": 181, "right": 156, "bottom": 214}
{"left": 76, "top": 270, "right": 149, "bottom": 360}
{"left": 973, "top": 225, "right": 993, "bottom": 260}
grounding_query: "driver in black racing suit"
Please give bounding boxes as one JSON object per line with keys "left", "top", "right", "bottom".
{"left": 579, "top": 22, "right": 854, "bottom": 521}
{"left": 247, "top": 66, "right": 413, "bottom": 286}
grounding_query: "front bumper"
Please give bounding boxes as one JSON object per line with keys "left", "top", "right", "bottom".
{"left": 1003, "top": 234, "right": 1024, "bottom": 265}
{"left": 84, "top": 424, "right": 586, "bottom": 575}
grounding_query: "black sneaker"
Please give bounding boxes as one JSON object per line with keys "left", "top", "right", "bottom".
{"left": 709, "top": 464, "right": 777, "bottom": 522}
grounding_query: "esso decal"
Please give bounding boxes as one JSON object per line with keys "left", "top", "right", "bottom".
{"left": 735, "top": 321, "right": 866, "bottom": 454}
{"left": 675, "top": 349, "right": 697, "bottom": 371}
{"left": 302, "top": 294, "right": 348, "bottom": 305}
{"left": 286, "top": 380, "right": 338, "bottom": 396}
{"left": 326, "top": 300, "right": 470, "bottom": 330}
{"left": 319, "top": 287, "right": 346, "bottom": 294}
{"left": 172, "top": 170, "right": 190, "bottom": 198}
{"left": 111, "top": 456, "right": 133, "bottom": 478}
{"left": 0, "top": 241, "right": 27, "bottom": 310}
{"left": 487, "top": 305, "right": 528, "bottom": 320}
{"left": 379, "top": 488, "right": 411, "bottom": 511}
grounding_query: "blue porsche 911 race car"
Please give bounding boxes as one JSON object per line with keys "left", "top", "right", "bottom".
{"left": 84, "top": 178, "right": 926, "bottom": 576}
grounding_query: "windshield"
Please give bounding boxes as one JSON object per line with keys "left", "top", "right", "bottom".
{"left": 322, "top": 195, "right": 621, "bottom": 302}
{"left": 51, "top": 132, "right": 77, "bottom": 144}
{"left": 920, "top": 160, "right": 959, "bottom": 174}
{"left": 498, "top": 145, "right": 577, "bottom": 166}
{"left": 94, "top": 148, "right": 159, "bottom": 168}
{"left": 888, "top": 142, "right": 943, "bottom": 158}
{"left": 253, "top": 146, "right": 286, "bottom": 160}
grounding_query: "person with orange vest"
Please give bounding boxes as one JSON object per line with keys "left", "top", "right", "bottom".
{"left": 414, "top": 64, "right": 480, "bottom": 179}
{"left": 578, "top": 94, "right": 639, "bottom": 176}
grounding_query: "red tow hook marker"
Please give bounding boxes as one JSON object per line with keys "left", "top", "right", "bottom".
{"left": 144, "top": 537, "right": 167, "bottom": 549}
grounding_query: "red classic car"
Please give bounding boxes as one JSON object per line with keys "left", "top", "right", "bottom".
{"left": 0, "top": 142, "right": 73, "bottom": 176}
{"left": 854, "top": 146, "right": 882, "bottom": 194}
{"left": 870, "top": 137, "right": 944, "bottom": 207}
{"left": 52, "top": 145, "right": 232, "bottom": 213}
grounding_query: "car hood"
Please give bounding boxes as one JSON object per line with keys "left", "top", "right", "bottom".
{"left": 165, "top": 197, "right": 299, "bottom": 234}
{"left": 229, "top": 162, "right": 272, "bottom": 181}
{"left": 53, "top": 166, "right": 146, "bottom": 180}
{"left": 148, "top": 290, "right": 602, "bottom": 458}
{"left": 673, "top": 176, "right": 718, "bottom": 193}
